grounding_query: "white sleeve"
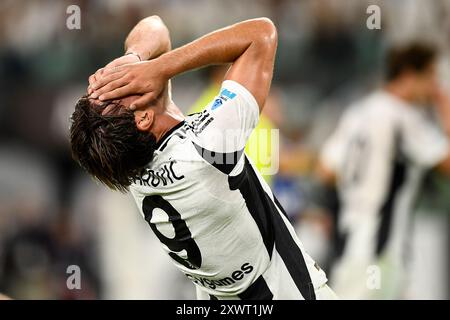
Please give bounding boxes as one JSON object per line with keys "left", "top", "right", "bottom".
{"left": 320, "top": 116, "right": 348, "bottom": 173}
{"left": 401, "top": 111, "right": 449, "bottom": 168}
{"left": 321, "top": 132, "right": 343, "bottom": 173}
{"left": 193, "top": 80, "right": 260, "bottom": 153}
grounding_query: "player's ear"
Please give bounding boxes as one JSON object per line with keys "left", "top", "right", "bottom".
{"left": 135, "top": 109, "right": 155, "bottom": 132}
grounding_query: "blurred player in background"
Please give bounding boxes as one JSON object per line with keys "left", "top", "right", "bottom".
{"left": 70, "top": 16, "right": 335, "bottom": 300}
{"left": 317, "top": 43, "right": 450, "bottom": 299}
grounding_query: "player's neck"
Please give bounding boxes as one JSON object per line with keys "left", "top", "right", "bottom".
{"left": 152, "top": 100, "right": 185, "bottom": 143}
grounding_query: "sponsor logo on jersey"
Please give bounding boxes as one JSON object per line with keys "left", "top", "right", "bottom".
{"left": 185, "top": 262, "right": 254, "bottom": 290}
{"left": 133, "top": 160, "right": 184, "bottom": 187}
{"left": 211, "top": 98, "right": 223, "bottom": 110}
{"left": 210, "top": 88, "right": 237, "bottom": 111}
{"left": 220, "top": 88, "right": 237, "bottom": 100}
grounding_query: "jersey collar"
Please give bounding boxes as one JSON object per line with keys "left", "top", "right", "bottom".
{"left": 155, "top": 120, "right": 186, "bottom": 151}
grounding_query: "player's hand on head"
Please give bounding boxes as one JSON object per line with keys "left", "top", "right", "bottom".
{"left": 88, "top": 54, "right": 140, "bottom": 95}
{"left": 90, "top": 60, "right": 167, "bottom": 110}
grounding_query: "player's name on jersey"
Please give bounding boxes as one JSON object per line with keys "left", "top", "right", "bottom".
{"left": 133, "top": 160, "right": 184, "bottom": 187}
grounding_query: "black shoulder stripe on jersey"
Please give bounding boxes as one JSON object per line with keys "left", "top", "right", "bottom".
{"left": 228, "top": 158, "right": 275, "bottom": 257}
{"left": 271, "top": 204, "right": 316, "bottom": 300}
{"left": 376, "top": 130, "right": 407, "bottom": 256}
{"left": 376, "top": 160, "right": 407, "bottom": 256}
{"left": 273, "top": 196, "right": 289, "bottom": 219}
{"left": 192, "top": 142, "right": 243, "bottom": 175}
{"left": 155, "top": 121, "right": 186, "bottom": 151}
{"left": 229, "top": 157, "right": 316, "bottom": 300}
{"left": 238, "top": 275, "right": 273, "bottom": 300}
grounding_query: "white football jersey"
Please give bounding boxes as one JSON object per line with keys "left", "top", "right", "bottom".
{"left": 321, "top": 90, "right": 449, "bottom": 297}
{"left": 131, "top": 80, "right": 327, "bottom": 300}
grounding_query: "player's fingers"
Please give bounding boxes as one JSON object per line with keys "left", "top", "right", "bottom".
{"left": 129, "top": 93, "right": 155, "bottom": 110}
{"left": 88, "top": 74, "right": 96, "bottom": 86}
{"left": 95, "top": 67, "right": 105, "bottom": 77}
{"left": 88, "top": 80, "right": 94, "bottom": 95}
{"left": 91, "top": 71, "right": 126, "bottom": 93}
{"left": 89, "top": 68, "right": 104, "bottom": 84}
{"left": 98, "top": 85, "right": 133, "bottom": 101}
{"left": 91, "top": 78, "right": 129, "bottom": 99}
{"left": 104, "top": 59, "right": 118, "bottom": 69}
{"left": 88, "top": 72, "right": 100, "bottom": 94}
{"left": 89, "top": 67, "right": 108, "bottom": 94}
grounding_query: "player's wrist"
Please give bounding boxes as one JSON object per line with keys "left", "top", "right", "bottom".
{"left": 154, "top": 52, "right": 177, "bottom": 81}
{"left": 125, "top": 51, "right": 143, "bottom": 62}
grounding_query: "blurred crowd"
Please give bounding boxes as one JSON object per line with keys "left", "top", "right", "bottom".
{"left": 0, "top": 0, "right": 449, "bottom": 299}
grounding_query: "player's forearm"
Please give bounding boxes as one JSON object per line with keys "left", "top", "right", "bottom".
{"left": 125, "top": 15, "right": 171, "bottom": 61}
{"left": 158, "top": 18, "right": 276, "bottom": 79}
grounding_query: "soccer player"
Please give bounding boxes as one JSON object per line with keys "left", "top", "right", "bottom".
{"left": 317, "top": 43, "right": 450, "bottom": 299}
{"left": 70, "top": 16, "right": 335, "bottom": 300}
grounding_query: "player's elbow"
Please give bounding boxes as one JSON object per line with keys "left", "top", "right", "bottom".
{"left": 141, "top": 15, "right": 169, "bottom": 34}
{"left": 253, "top": 18, "right": 278, "bottom": 48}
{"left": 143, "top": 15, "right": 164, "bottom": 24}
{"left": 143, "top": 15, "right": 171, "bottom": 51}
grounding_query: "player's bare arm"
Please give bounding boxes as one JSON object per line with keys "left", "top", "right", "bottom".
{"left": 88, "top": 15, "right": 171, "bottom": 94}
{"left": 90, "top": 18, "right": 277, "bottom": 111}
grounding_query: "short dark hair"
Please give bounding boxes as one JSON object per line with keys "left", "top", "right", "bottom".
{"left": 386, "top": 43, "right": 437, "bottom": 81}
{"left": 70, "top": 96, "right": 156, "bottom": 192}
